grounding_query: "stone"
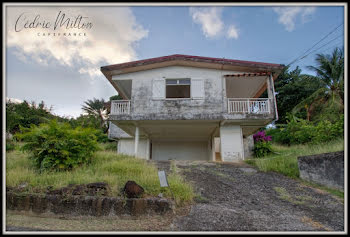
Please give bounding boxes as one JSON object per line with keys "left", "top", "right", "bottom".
{"left": 86, "top": 182, "right": 110, "bottom": 196}
{"left": 123, "top": 181, "right": 144, "bottom": 198}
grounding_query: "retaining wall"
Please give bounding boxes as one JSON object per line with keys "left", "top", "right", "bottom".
{"left": 297, "top": 151, "right": 344, "bottom": 190}
{"left": 6, "top": 192, "right": 174, "bottom": 217}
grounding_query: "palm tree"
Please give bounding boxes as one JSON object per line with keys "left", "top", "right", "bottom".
{"left": 81, "top": 98, "right": 108, "bottom": 129}
{"left": 292, "top": 47, "right": 344, "bottom": 121}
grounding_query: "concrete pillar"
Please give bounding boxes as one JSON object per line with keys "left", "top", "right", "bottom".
{"left": 211, "top": 136, "right": 216, "bottom": 161}
{"left": 220, "top": 124, "right": 244, "bottom": 162}
{"left": 134, "top": 126, "right": 139, "bottom": 156}
{"left": 266, "top": 74, "right": 278, "bottom": 120}
{"left": 146, "top": 138, "right": 150, "bottom": 160}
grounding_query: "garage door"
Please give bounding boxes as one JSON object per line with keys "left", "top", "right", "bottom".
{"left": 152, "top": 141, "right": 208, "bottom": 161}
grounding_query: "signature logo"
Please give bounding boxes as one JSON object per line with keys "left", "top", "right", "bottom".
{"left": 15, "top": 11, "right": 93, "bottom": 32}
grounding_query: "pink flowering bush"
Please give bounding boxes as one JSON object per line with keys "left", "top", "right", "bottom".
{"left": 253, "top": 130, "right": 273, "bottom": 158}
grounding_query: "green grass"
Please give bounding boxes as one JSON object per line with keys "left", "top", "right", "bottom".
{"left": 245, "top": 138, "right": 344, "bottom": 179}
{"left": 6, "top": 145, "right": 194, "bottom": 205}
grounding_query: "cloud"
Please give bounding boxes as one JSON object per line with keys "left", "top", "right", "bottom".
{"left": 189, "top": 7, "right": 224, "bottom": 38}
{"left": 272, "top": 7, "right": 316, "bottom": 32}
{"left": 6, "top": 97, "right": 23, "bottom": 104}
{"left": 226, "top": 25, "right": 239, "bottom": 39}
{"left": 6, "top": 7, "right": 148, "bottom": 78}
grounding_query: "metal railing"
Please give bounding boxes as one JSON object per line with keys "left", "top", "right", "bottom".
{"left": 111, "top": 100, "right": 131, "bottom": 115}
{"left": 227, "top": 98, "right": 270, "bottom": 114}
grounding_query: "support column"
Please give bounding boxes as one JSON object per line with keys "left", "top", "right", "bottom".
{"left": 134, "top": 126, "right": 139, "bottom": 156}
{"left": 266, "top": 74, "right": 278, "bottom": 120}
{"left": 220, "top": 123, "right": 244, "bottom": 162}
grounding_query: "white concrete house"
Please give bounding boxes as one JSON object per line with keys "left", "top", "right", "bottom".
{"left": 101, "top": 54, "right": 283, "bottom": 162}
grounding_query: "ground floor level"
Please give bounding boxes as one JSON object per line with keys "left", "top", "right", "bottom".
{"left": 110, "top": 120, "right": 257, "bottom": 162}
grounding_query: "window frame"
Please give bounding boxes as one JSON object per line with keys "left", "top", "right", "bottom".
{"left": 165, "top": 78, "right": 191, "bottom": 99}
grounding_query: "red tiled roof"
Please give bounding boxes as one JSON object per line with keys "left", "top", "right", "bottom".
{"left": 101, "top": 54, "right": 285, "bottom": 72}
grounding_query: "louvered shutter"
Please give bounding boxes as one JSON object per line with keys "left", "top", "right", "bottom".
{"left": 191, "top": 79, "right": 205, "bottom": 99}
{"left": 152, "top": 79, "right": 165, "bottom": 99}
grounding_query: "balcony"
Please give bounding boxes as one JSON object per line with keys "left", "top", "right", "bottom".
{"left": 111, "top": 100, "right": 131, "bottom": 115}
{"left": 227, "top": 98, "right": 270, "bottom": 114}
{"left": 111, "top": 98, "right": 271, "bottom": 116}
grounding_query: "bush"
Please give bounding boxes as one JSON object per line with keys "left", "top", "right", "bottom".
{"left": 6, "top": 139, "right": 16, "bottom": 152}
{"left": 94, "top": 129, "right": 109, "bottom": 143}
{"left": 15, "top": 120, "right": 99, "bottom": 172}
{"left": 253, "top": 130, "right": 273, "bottom": 158}
{"left": 266, "top": 114, "right": 344, "bottom": 145}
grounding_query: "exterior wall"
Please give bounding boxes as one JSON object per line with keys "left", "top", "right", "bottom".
{"left": 243, "top": 135, "right": 254, "bottom": 159}
{"left": 220, "top": 124, "right": 244, "bottom": 162}
{"left": 108, "top": 122, "right": 132, "bottom": 140}
{"left": 112, "top": 66, "right": 243, "bottom": 120}
{"left": 152, "top": 140, "right": 208, "bottom": 161}
{"left": 118, "top": 138, "right": 149, "bottom": 159}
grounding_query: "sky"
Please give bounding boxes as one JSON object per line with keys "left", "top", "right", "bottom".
{"left": 5, "top": 4, "right": 345, "bottom": 118}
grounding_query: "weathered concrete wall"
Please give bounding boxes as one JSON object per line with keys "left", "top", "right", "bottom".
{"left": 298, "top": 151, "right": 344, "bottom": 190}
{"left": 152, "top": 140, "right": 208, "bottom": 161}
{"left": 112, "top": 66, "right": 228, "bottom": 119}
{"left": 243, "top": 135, "right": 254, "bottom": 159}
{"left": 108, "top": 122, "right": 132, "bottom": 139}
{"left": 110, "top": 65, "right": 275, "bottom": 123}
{"left": 6, "top": 192, "right": 174, "bottom": 217}
{"left": 220, "top": 124, "right": 244, "bottom": 162}
{"left": 118, "top": 138, "right": 149, "bottom": 159}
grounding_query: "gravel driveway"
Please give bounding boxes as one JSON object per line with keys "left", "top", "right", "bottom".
{"left": 161, "top": 161, "right": 344, "bottom": 232}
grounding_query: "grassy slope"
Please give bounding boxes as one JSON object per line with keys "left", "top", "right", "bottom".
{"left": 6, "top": 143, "right": 194, "bottom": 205}
{"left": 245, "top": 139, "right": 344, "bottom": 198}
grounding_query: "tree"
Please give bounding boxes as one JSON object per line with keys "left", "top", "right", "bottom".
{"left": 81, "top": 98, "right": 108, "bottom": 130}
{"left": 273, "top": 66, "right": 323, "bottom": 124}
{"left": 292, "top": 47, "right": 344, "bottom": 122}
{"left": 6, "top": 100, "right": 64, "bottom": 134}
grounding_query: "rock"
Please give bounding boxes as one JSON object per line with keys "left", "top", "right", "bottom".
{"left": 86, "top": 182, "right": 110, "bottom": 196}
{"left": 158, "top": 193, "right": 164, "bottom": 198}
{"left": 123, "top": 181, "right": 144, "bottom": 198}
{"left": 17, "top": 182, "right": 28, "bottom": 191}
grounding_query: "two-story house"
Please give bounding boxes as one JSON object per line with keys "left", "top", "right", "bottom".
{"left": 101, "top": 54, "right": 284, "bottom": 162}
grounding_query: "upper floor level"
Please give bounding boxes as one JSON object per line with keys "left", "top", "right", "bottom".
{"left": 101, "top": 54, "right": 284, "bottom": 124}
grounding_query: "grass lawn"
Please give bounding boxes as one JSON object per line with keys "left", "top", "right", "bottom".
{"left": 245, "top": 139, "right": 344, "bottom": 198}
{"left": 6, "top": 143, "right": 194, "bottom": 205}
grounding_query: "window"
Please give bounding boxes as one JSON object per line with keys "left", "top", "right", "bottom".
{"left": 166, "top": 79, "right": 191, "bottom": 98}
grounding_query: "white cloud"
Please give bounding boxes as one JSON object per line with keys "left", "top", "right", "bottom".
{"left": 6, "top": 97, "right": 23, "bottom": 104}
{"left": 6, "top": 7, "right": 148, "bottom": 78}
{"left": 190, "top": 7, "right": 224, "bottom": 38}
{"left": 272, "top": 7, "right": 316, "bottom": 32}
{"left": 227, "top": 25, "right": 239, "bottom": 39}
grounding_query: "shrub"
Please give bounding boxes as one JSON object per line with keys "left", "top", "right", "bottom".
{"left": 15, "top": 120, "right": 99, "bottom": 172}
{"left": 94, "top": 129, "right": 109, "bottom": 143}
{"left": 253, "top": 130, "right": 273, "bottom": 158}
{"left": 6, "top": 139, "right": 16, "bottom": 152}
{"left": 266, "top": 114, "right": 344, "bottom": 145}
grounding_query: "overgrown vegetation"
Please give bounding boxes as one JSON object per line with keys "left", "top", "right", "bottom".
{"left": 266, "top": 114, "right": 344, "bottom": 145}
{"left": 6, "top": 144, "right": 194, "bottom": 205}
{"left": 15, "top": 120, "right": 99, "bottom": 172}
{"left": 245, "top": 138, "right": 344, "bottom": 179}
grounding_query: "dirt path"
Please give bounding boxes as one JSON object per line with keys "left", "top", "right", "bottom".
{"left": 170, "top": 161, "right": 344, "bottom": 231}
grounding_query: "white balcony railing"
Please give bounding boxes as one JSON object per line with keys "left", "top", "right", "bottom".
{"left": 227, "top": 98, "right": 270, "bottom": 114}
{"left": 111, "top": 100, "right": 131, "bottom": 115}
